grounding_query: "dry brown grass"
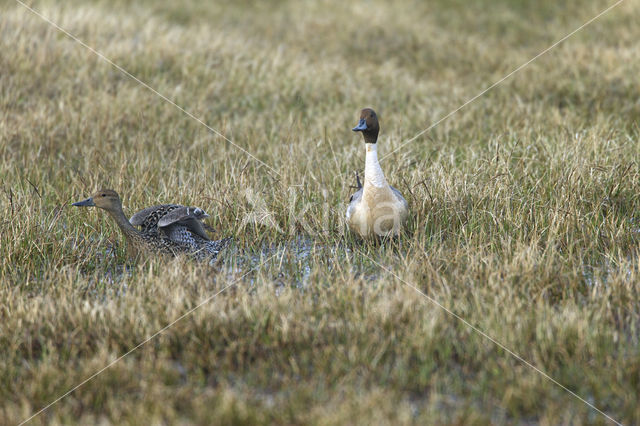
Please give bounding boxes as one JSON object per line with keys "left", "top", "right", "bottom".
{"left": 1, "top": 0, "right": 640, "bottom": 424}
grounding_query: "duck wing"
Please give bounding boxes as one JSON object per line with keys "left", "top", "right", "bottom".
{"left": 346, "top": 187, "right": 363, "bottom": 220}
{"left": 128, "top": 203, "right": 229, "bottom": 261}
{"left": 389, "top": 185, "right": 409, "bottom": 209}
{"left": 157, "top": 206, "right": 210, "bottom": 240}
{"left": 130, "top": 204, "right": 210, "bottom": 240}
{"left": 130, "top": 204, "right": 180, "bottom": 232}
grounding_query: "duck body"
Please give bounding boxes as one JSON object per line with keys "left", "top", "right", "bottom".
{"left": 346, "top": 108, "right": 408, "bottom": 238}
{"left": 73, "top": 190, "right": 230, "bottom": 261}
{"left": 129, "top": 203, "right": 230, "bottom": 261}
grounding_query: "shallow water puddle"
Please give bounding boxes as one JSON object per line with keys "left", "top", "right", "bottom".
{"left": 74, "top": 234, "right": 394, "bottom": 299}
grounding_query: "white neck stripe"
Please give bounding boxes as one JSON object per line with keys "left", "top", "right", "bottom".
{"left": 365, "top": 144, "right": 387, "bottom": 188}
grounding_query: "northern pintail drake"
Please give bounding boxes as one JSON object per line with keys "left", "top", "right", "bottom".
{"left": 72, "top": 189, "right": 230, "bottom": 261}
{"left": 346, "top": 108, "right": 408, "bottom": 238}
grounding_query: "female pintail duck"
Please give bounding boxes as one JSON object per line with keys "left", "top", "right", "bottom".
{"left": 346, "top": 108, "right": 408, "bottom": 238}
{"left": 72, "top": 189, "right": 230, "bottom": 261}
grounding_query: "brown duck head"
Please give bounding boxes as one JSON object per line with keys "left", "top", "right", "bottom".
{"left": 352, "top": 108, "right": 379, "bottom": 144}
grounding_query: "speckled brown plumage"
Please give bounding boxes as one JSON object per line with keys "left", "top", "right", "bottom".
{"left": 73, "top": 189, "right": 230, "bottom": 262}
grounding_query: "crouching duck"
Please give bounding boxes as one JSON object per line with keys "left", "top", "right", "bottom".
{"left": 346, "top": 108, "right": 408, "bottom": 238}
{"left": 72, "top": 189, "right": 230, "bottom": 261}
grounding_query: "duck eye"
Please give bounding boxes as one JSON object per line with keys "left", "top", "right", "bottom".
{"left": 101, "top": 193, "right": 106, "bottom": 197}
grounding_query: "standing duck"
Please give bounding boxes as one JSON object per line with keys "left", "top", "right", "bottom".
{"left": 72, "top": 189, "right": 230, "bottom": 261}
{"left": 346, "top": 108, "right": 408, "bottom": 238}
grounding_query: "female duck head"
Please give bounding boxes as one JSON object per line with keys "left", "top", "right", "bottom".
{"left": 72, "top": 189, "right": 122, "bottom": 212}
{"left": 352, "top": 108, "right": 379, "bottom": 144}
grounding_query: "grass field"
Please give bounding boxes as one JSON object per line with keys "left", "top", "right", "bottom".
{"left": 1, "top": 0, "right": 640, "bottom": 424}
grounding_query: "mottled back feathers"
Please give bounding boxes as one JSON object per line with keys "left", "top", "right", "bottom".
{"left": 129, "top": 203, "right": 229, "bottom": 260}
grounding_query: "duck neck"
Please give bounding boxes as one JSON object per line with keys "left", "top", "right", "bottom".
{"left": 364, "top": 143, "right": 387, "bottom": 188}
{"left": 106, "top": 205, "right": 140, "bottom": 240}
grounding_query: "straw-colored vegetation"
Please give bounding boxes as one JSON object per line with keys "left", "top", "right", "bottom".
{"left": 1, "top": 0, "right": 639, "bottom": 423}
